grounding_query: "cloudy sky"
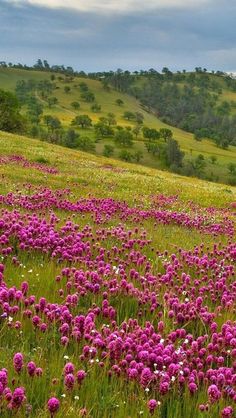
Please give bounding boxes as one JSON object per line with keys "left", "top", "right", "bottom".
{"left": 1, "top": 0, "right": 236, "bottom": 72}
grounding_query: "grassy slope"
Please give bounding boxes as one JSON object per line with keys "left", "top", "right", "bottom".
{"left": 0, "top": 68, "right": 235, "bottom": 182}
{"left": 0, "top": 131, "right": 235, "bottom": 417}
{"left": 1, "top": 130, "right": 235, "bottom": 208}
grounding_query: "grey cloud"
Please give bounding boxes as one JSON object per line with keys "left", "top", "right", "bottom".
{"left": 0, "top": 0, "right": 236, "bottom": 72}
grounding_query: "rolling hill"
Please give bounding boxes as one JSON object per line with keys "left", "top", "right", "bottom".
{"left": 0, "top": 67, "right": 236, "bottom": 184}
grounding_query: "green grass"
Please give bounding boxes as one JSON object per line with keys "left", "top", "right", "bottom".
{"left": 0, "top": 67, "right": 236, "bottom": 183}
{"left": 0, "top": 131, "right": 235, "bottom": 417}
{"left": 0, "top": 130, "right": 235, "bottom": 207}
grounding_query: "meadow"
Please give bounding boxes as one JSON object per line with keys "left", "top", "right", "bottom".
{"left": 0, "top": 130, "right": 235, "bottom": 417}
{"left": 0, "top": 67, "right": 235, "bottom": 183}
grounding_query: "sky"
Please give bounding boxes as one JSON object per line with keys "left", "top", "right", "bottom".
{"left": 0, "top": 0, "right": 236, "bottom": 72}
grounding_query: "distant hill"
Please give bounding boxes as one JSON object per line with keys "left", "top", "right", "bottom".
{"left": 0, "top": 66, "right": 235, "bottom": 184}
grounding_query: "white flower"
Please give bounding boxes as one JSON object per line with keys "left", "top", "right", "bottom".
{"left": 74, "top": 396, "right": 79, "bottom": 400}
{"left": 171, "top": 376, "right": 176, "bottom": 382}
{"left": 145, "top": 388, "right": 150, "bottom": 393}
{"left": 160, "top": 338, "right": 164, "bottom": 344}
{"left": 64, "top": 355, "right": 69, "bottom": 360}
{"left": 8, "top": 316, "right": 13, "bottom": 323}
{"left": 61, "top": 394, "right": 66, "bottom": 398}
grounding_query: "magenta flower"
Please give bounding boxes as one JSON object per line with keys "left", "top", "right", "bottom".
{"left": 64, "top": 362, "right": 75, "bottom": 375}
{"left": 64, "top": 373, "right": 75, "bottom": 390}
{"left": 221, "top": 407, "right": 233, "bottom": 418}
{"left": 13, "top": 353, "right": 24, "bottom": 374}
{"left": 148, "top": 399, "right": 157, "bottom": 414}
{"left": 207, "top": 385, "right": 221, "bottom": 403}
{"left": 27, "top": 361, "right": 36, "bottom": 377}
{"left": 9, "top": 387, "right": 26, "bottom": 409}
{"left": 47, "top": 397, "right": 60, "bottom": 416}
{"left": 77, "top": 370, "right": 86, "bottom": 384}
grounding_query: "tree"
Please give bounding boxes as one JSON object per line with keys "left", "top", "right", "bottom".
{"left": 79, "top": 82, "right": 89, "bottom": 92}
{"left": 103, "top": 144, "right": 114, "bottom": 157}
{"left": 64, "top": 129, "right": 80, "bottom": 148}
{"left": 192, "top": 154, "right": 206, "bottom": 175}
{"left": 91, "top": 103, "right": 101, "bottom": 112}
{"left": 47, "top": 97, "right": 58, "bottom": 108}
{"left": 71, "top": 101, "right": 80, "bottom": 110}
{"left": 107, "top": 113, "right": 117, "bottom": 126}
{"left": 159, "top": 128, "right": 173, "bottom": 142}
{"left": 143, "top": 127, "right": 160, "bottom": 140}
{"left": 135, "top": 112, "right": 144, "bottom": 124}
{"left": 43, "top": 115, "right": 61, "bottom": 132}
{"left": 94, "top": 121, "right": 114, "bottom": 138}
{"left": 133, "top": 125, "right": 141, "bottom": 138}
{"left": 80, "top": 91, "right": 95, "bottom": 102}
{"left": 34, "top": 59, "right": 43, "bottom": 70}
{"left": 116, "top": 98, "right": 124, "bottom": 106}
{"left": 0, "top": 89, "right": 25, "bottom": 133}
{"left": 71, "top": 115, "right": 92, "bottom": 129}
{"left": 228, "top": 163, "right": 236, "bottom": 174}
{"left": 101, "top": 80, "right": 111, "bottom": 92}
{"left": 77, "top": 136, "right": 95, "bottom": 152}
{"left": 133, "top": 150, "right": 143, "bottom": 163}
{"left": 123, "top": 111, "right": 136, "bottom": 121}
{"left": 119, "top": 150, "right": 133, "bottom": 162}
{"left": 210, "top": 155, "right": 217, "bottom": 164}
{"left": 64, "top": 86, "right": 71, "bottom": 94}
{"left": 115, "top": 128, "right": 133, "bottom": 147}
{"left": 146, "top": 141, "right": 160, "bottom": 156}
{"left": 43, "top": 60, "right": 50, "bottom": 70}
{"left": 163, "top": 138, "right": 184, "bottom": 167}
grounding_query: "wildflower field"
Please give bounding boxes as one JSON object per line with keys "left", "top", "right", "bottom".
{"left": 0, "top": 131, "right": 235, "bottom": 417}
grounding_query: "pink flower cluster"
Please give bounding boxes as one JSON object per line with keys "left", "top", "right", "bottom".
{"left": 0, "top": 154, "right": 58, "bottom": 174}
{"left": 0, "top": 186, "right": 234, "bottom": 235}
{"left": 0, "top": 179, "right": 235, "bottom": 415}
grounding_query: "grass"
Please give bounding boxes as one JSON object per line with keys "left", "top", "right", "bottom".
{"left": 0, "top": 130, "right": 235, "bottom": 207}
{"left": 0, "top": 131, "right": 235, "bottom": 417}
{"left": 0, "top": 67, "right": 235, "bottom": 183}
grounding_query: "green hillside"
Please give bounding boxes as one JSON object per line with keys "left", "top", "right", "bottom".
{"left": 0, "top": 130, "right": 235, "bottom": 417}
{"left": 0, "top": 67, "right": 235, "bottom": 184}
{"left": 1, "top": 129, "right": 235, "bottom": 206}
